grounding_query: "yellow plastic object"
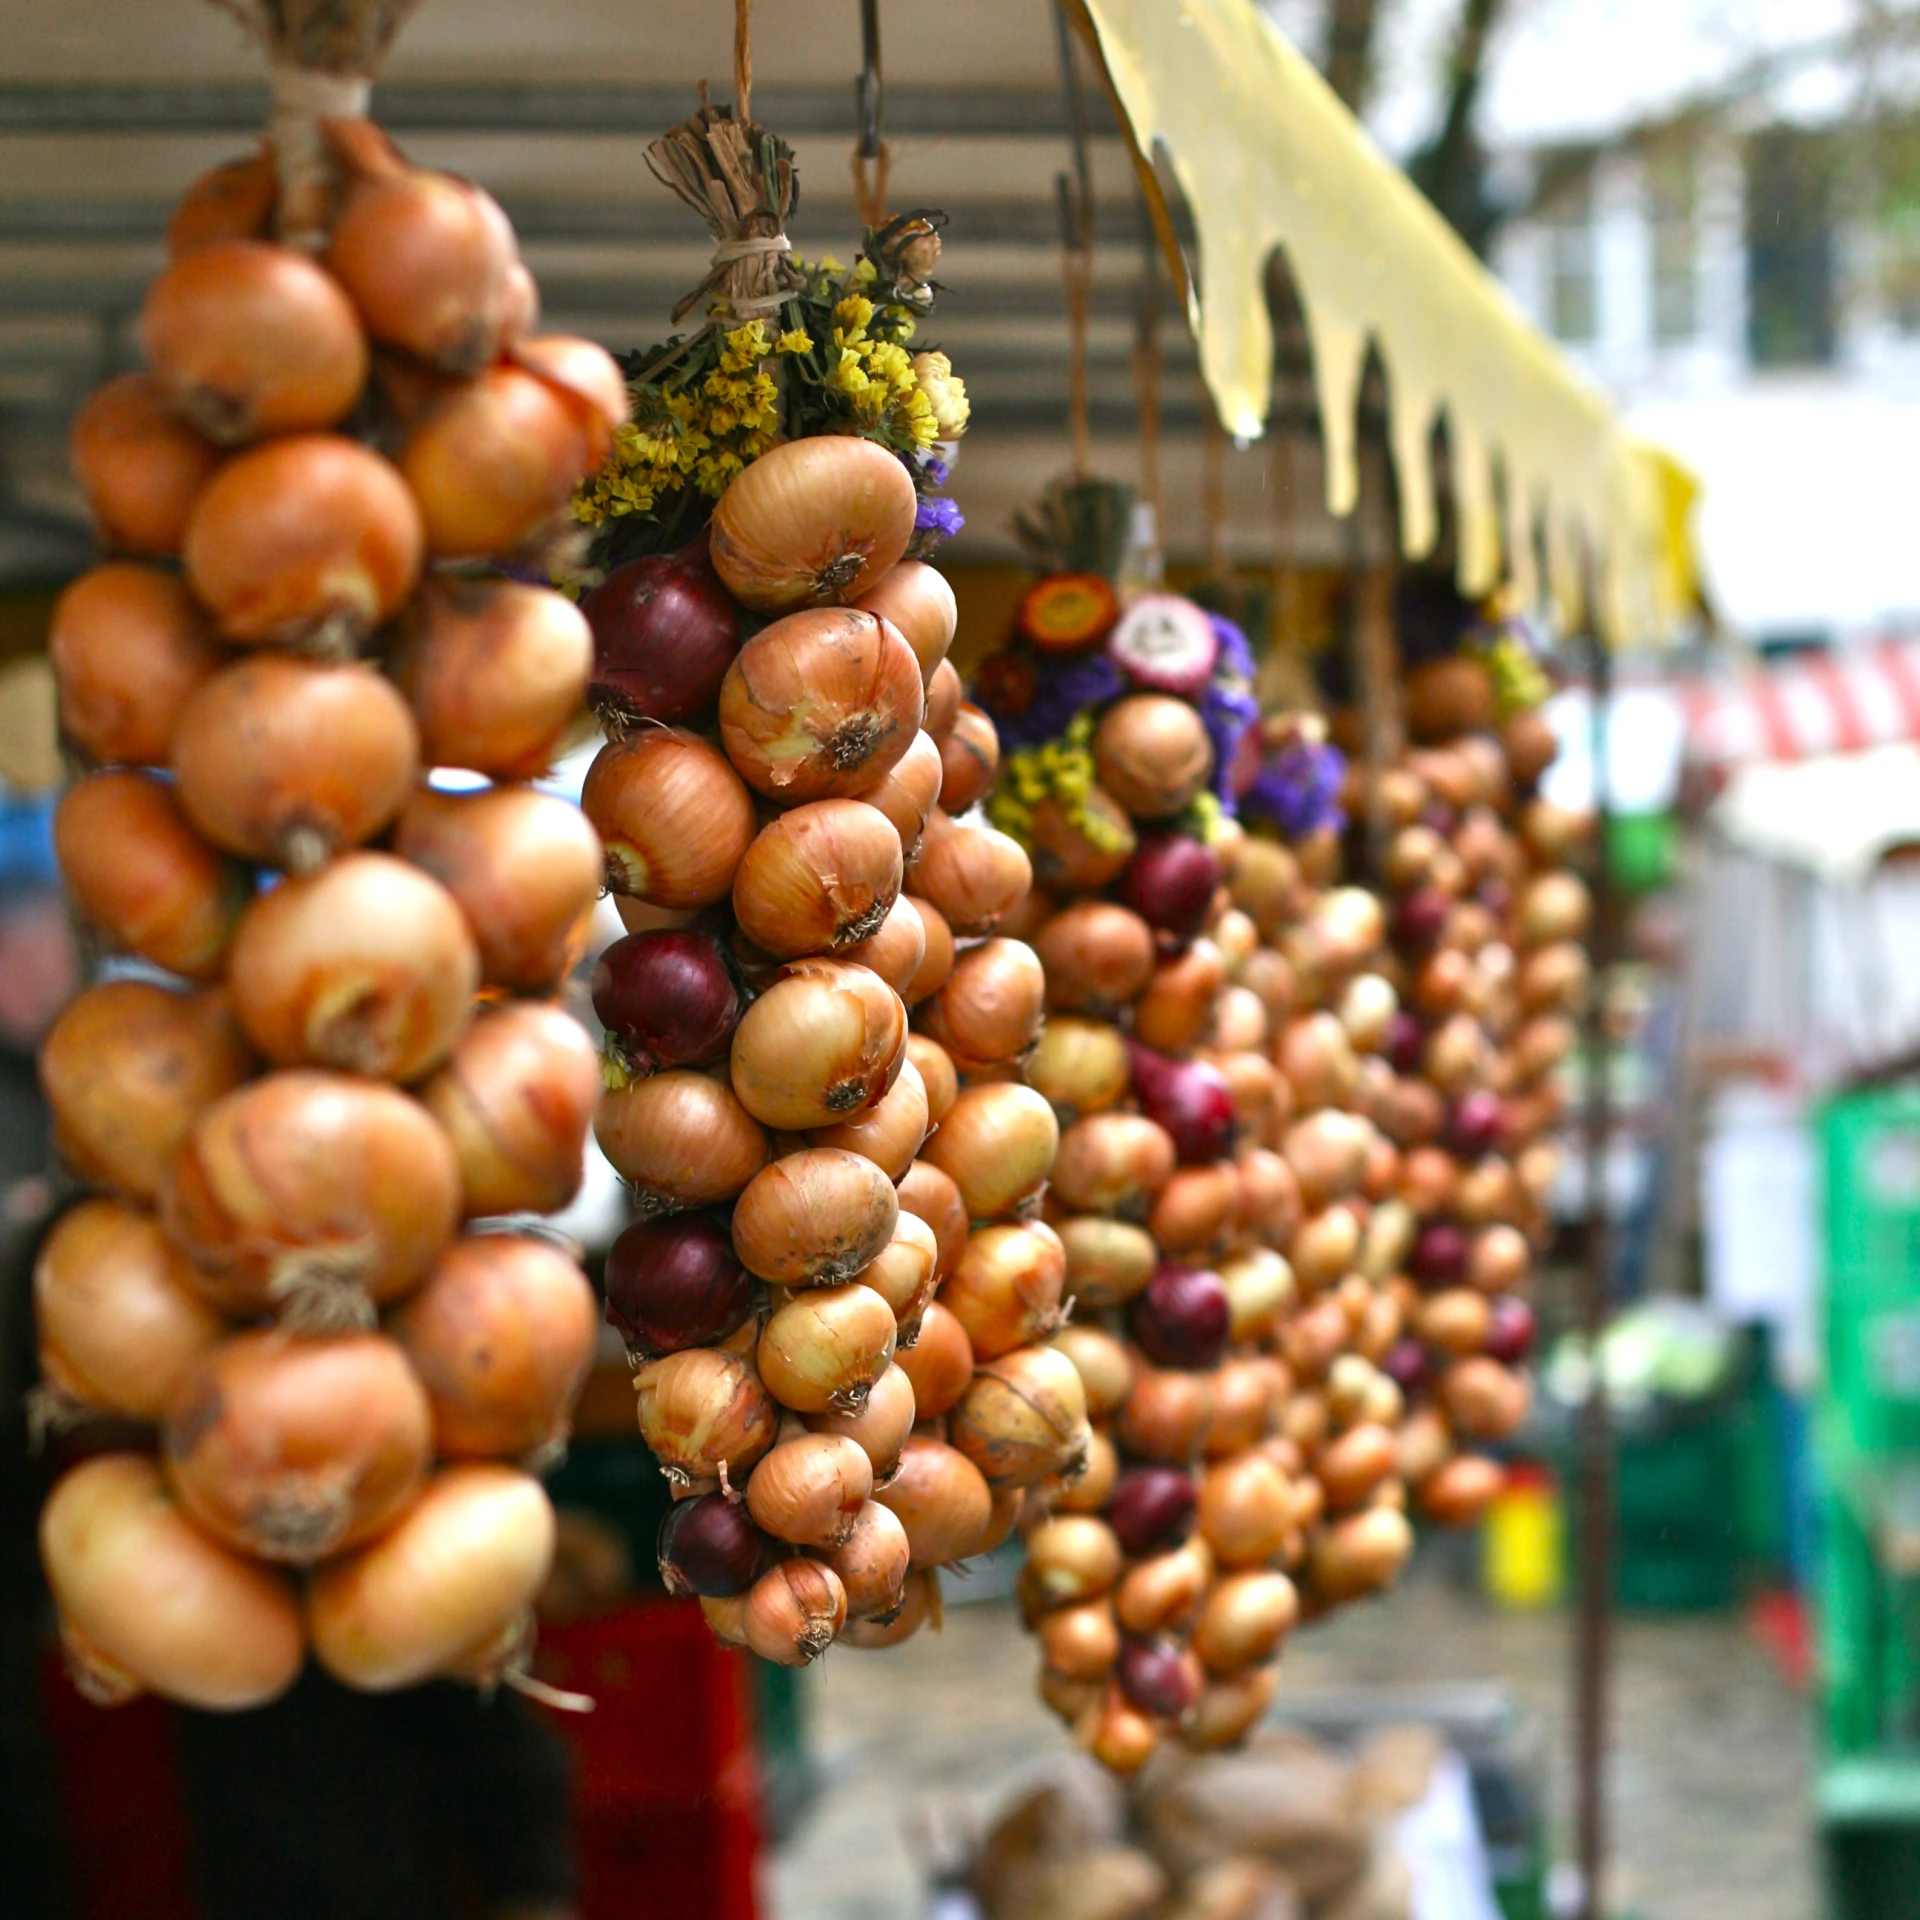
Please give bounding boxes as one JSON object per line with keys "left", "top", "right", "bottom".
{"left": 1481, "top": 1464, "right": 1564, "bottom": 1610}
{"left": 1069, "top": 0, "right": 1697, "bottom": 646}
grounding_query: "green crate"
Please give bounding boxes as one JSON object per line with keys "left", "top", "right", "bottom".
{"left": 1820, "top": 1757, "right": 1920, "bottom": 1919}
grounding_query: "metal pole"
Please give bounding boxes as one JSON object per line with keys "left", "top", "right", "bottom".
{"left": 1574, "top": 616, "right": 1617, "bottom": 1920}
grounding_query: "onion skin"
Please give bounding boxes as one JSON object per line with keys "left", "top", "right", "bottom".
{"left": 950, "top": 1345, "right": 1090, "bottom": 1491}
{"left": 171, "top": 657, "right": 419, "bottom": 869}
{"left": 719, "top": 607, "right": 924, "bottom": 803}
{"left": 168, "top": 150, "right": 275, "bottom": 254}
{"left": 1050, "top": 1113, "right": 1176, "bottom": 1218}
{"left": 922, "top": 938, "right": 1045, "bottom": 1071}
{"left": 858, "top": 728, "right": 945, "bottom": 857}
{"left": 1182, "top": 1666, "right": 1280, "bottom": 1752}
{"left": 892, "top": 1298, "right": 974, "bottom": 1418}
{"left": 906, "top": 1034, "right": 958, "bottom": 1125}
{"left": 819, "top": 1499, "right": 912, "bottom": 1621}
{"left": 391, "top": 1235, "right": 597, "bottom": 1461}
{"left": 1026, "top": 1515, "right": 1124, "bottom": 1606}
{"left": 1116, "top": 1363, "right": 1215, "bottom": 1463}
{"left": 393, "top": 785, "right": 601, "bottom": 993}
{"left": 908, "top": 812, "right": 1033, "bottom": 937}
{"left": 163, "top": 1330, "right": 432, "bottom": 1564}
{"left": 804, "top": 1361, "right": 917, "bottom": 1483}
{"left": 1092, "top": 695, "right": 1214, "bottom": 819}
{"left": 733, "top": 799, "right": 904, "bottom": 959}
{"left": 592, "top": 930, "right": 744, "bottom": 1078}
{"left": 140, "top": 239, "right": 367, "bottom": 442}
{"left": 902, "top": 896, "right": 957, "bottom": 1005}
{"left": 41, "top": 980, "right": 251, "bottom": 1201}
{"left": 1197, "top": 1451, "right": 1294, "bottom": 1570}
{"left": 227, "top": 852, "right": 479, "bottom": 1082}
{"left": 732, "top": 1147, "right": 901, "bottom": 1287}
{"left": 744, "top": 1558, "right": 848, "bottom": 1667}
{"left": 1025, "top": 1017, "right": 1131, "bottom": 1122}
{"left": 51, "top": 564, "right": 220, "bottom": 767}
{"left": 938, "top": 704, "right": 1000, "bottom": 814}
{"left": 42, "top": 1454, "right": 304, "bottom": 1711}
{"left": 942, "top": 1222, "right": 1068, "bottom": 1360}
{"left": 584, "top": 728, "right": 757, "bottom": 908}
{"left": 581, "top": 541, "right": 742, "bottom": 727}
{"left": 709, "top": 435, "right": 918, "bottom": 614}
{"left": 419, "top": 1000, "right": 599, "bottom": 1219}
{"left": 162, "top": 1069, "right": 460, "bottom": 1325}
{"left": 1307, "top": 1507, "right": 1415, "bottom": 1604}
{"left": 872, "top": 1435, "right": 993, "bottom": 1567}
{"left": 809, "top": 1057, "right": 930, "bottom": 1182}
{"left": 756, "top": 1282, "right": 898, "bottom": 1414}
{"left": 896, "top": 1159, "right": 969, "bottom": 1284}
{"left": 1057, "top": 1216, "right": 1160, "bottom": 1308}
{"left": 594, "top": 1069, "right": 768, "bottom": 1212}
{"left": 35, "top": 1201, "right": 225, "bottom": 1424}
{"left": 389, "top": 577, "right": 592, "bottom": 779}
{"left": 1421, "top": 1454, "right": 1506, "bottom": 1525}
{"left": 920, "top": 1083, "right": 1060, "bottom": 1220}
{"left": 730, "top": 959, "right": 907, "bottom": 1132}
{"left": 182, "top": 433, "right": 423, "bottom": 648}
{"left": 658, "top": 1494, "right": 770, "bottom": 1598}
{"left": 745, "top": 1432, "right": 874, "bottom": 1548}
{"left": 69, "top": 372, "right": 222, "bottom": 556}
{"left": 54, "top": 771, "right": 245, "bottom": 981}
{"left": 309, "top": 1465, "right": 556, "bottom": 1692}
{"left": 634, "top": 1346, "right": 779, "bottom": 1490}
{"left": 604, "top": 1210, "right": 758, "bottom": 1358}
{"left": 1120, "top": 831, "right": 1223, "bottom": 944}
{"left": 855, "top": 560, "right": 956, "bottom": 680}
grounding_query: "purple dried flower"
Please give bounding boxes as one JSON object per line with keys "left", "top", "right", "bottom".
{"left": 982, "top": 648, "right": 1127, "bottom": 750}
{"left": 916, "top": 495, "right": 965, "bottom": 539}
{"left": 1244, "top": 739, "right": 1348, "bottom": 840}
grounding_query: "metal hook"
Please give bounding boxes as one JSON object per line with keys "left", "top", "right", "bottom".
{"left": 856, "top": 0, "right": 884, "bottom": 160}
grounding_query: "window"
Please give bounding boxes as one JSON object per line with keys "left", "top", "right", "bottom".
{"left": 1746, "top": 127, "right": 1835, "bottom": 368}
{"left": 1872, "top": 114, "right": 1920, "bottom": 333}
{"left": 1648, "top": 143, "right": 1697, "bottom": 344}
{"left": 1545, "top": 176, "right": 1597, "bottom": 344}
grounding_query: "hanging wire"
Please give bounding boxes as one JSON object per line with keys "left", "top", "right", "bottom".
{"left": 1131, "top": 203, "right": 1164, "bottom": 580}
{"left": 1053, "top": 0, "right": 1096, "bottom": 477}
{"left": 852, "top": 0, "right": 891, "bottom": 230}
{"left": 734, "top": 0, "right": 753, "bottom": 121}
{"left": 1202, "top": 405, "right": 1230, "bottom": 583}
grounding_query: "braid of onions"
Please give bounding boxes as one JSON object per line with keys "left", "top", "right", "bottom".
{"left": 38, "top": 0, "right": 619, "bottom": 1713}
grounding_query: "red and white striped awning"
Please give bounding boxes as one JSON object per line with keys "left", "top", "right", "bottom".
{"left": 1682, "top": 640, "right": 1920, "bottom": 770}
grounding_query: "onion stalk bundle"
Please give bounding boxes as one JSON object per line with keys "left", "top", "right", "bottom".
{"left": 36, "top": 11, "right": 609, "bottom": 1712}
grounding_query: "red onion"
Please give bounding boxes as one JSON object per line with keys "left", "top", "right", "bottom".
{"left": 1422, "top": 802, "right": 1457, "bottom": 836}
{"left": 1393, "top": 887, "right": 1452, "bottom": 949}
{"left": 605, "top": 1213, "right": 759, "bottom": 1357}
{"left": 1106, "top": 1465, "right": 1198, "bottom": 1556}
{"left": 1382, "top": 1338, "right": 1433, "bottom": 1395}
{"left": 1129, "top": 1266, "right": 1230, "bottom": 1371}
{"left": 1385, "top": 1012, "right": 1426, "bottom": 1076}
{"left": 592, "top": 929, "right": 743, "bottom": 1075}
{"left": 1117, "top": 1635, "right": 1199, "bottom": 1719}
{"left": 1119, "top": 832, "right": 1222, "bottom": 945}
{"left": 1485, "top": 1296, "right": 1536, "bottom": 1365}
{"left": 658, "top": 1492, "right": 770, "bottom": 1597}
{"left": 1449, "top": 1090, "right": 1507, "bottom": 1159}
{"left": 581, "top": 538, "right": 742, "bottom": 726}
{"left": 1409, "top": 1221, "right": 1470, "bottom": 1290}
{"left": 1477, "top": 877, "right": 1513, "bottom": 918}
{"left": 1129, "top": 1044, "right": 1237, "bottom": 1167}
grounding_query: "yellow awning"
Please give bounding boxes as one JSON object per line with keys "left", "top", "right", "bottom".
{"left": 1070, "top": 0, "right": 1698, "bottom": 645}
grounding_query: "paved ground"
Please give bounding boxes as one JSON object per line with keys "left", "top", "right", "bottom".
{"left": 765, "top": 1563, "right": 1816, "bottom": 1920}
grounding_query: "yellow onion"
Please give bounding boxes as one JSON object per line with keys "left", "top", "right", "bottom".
{"left": 902, "top": 895, "right": 957, "bottom": 1005}
{"left": 1033, "top": 902, "right": 1156, "bottom": 1014}
{"left": 699, "top": 1593, "right": 752, "bottom": 1647}
{"left": 326, "top": 151, "right": 518, "bottom": 374}
{"left": 69, "top": 372, "right": 222, "bottom": 556}
{"left": 163, "top": 1330, "right": 431, "bottom": 1564}
{"left": 389, "top": 578, "right": 591, "bottom": 780}
{"left": 41, "top": 979, "right": 251, "bottom": 1201}
{"left": 227, "top": 852, "right": 478, "bottom": 1081}
{"left": 141, "top": 239, "right": 367, "bottom": 443}
{"left": 810, "top": 1058, "right": 930, "bottom": 1181}
{"left": 921, "top": 1082, "right": 1059, "bottom": 1220}
{"left": 1420, "top": 1454, "right": 1506, "bottom": 1525}
{"left": 1225, "top": 836, "right": 1301, "bottom": 939}
{"left": 1193, "top": 1571, "right": 1298, "bottom": 1676}
{"left": 1204, "top": 1357, "right": 1284, "bottom": 1460}
{"left": 634, "top": 1346, "right": 779, "bottom": 1490}
{"left": 50, "top": 564, "right": 220, "bottom": 768}
{"left": 942, "top": 1221, "right": 1067, "bottom": 1359}
{"left": 1088, "top": 1684, "right": 1160, "bottom": 1773}
{"left": 309, "top": 1465, "right": 555, "bottom": 1691}
{"left": 183, "top": 433, "right": 422, "bottom": 648}
{"left": 1219, "top": 1246, "right": 1296, "bottom": 1344}
{"left": 390, "top": 1234, "right": 597, "bottom": 1462}
{"left": 1182, "top": 1666, "right": 1280, "bottom": 1752}
{"left": 42, "top": 1454, "right": 303, "bottom": 1711}
{"left": 1417, "top": 1288, "right": 1494, "bottom": 1356}
{"left": 596, "top": 1068, "right": 768, "bottom": 1212}
{"left": 1115, "top": 1362, "right": 1213, "bottom": 1462}
{"left": 855, "top": 559, "right": 956, "bottom": 680}
{"left": 950, "top": 1345, "right": 1089, "bottom": 1490}
{"left": 709, "top": 435, "right": 918, "bottom": 613}
{"left": 905, "top": 1033, "right": 958, "bottom": 1124}
{"left": 163, "top": 1069, "right": 459, "bottom": 1327}
{"left": 1026, "top": 785, "right": 1138, "bottom": 891}
{"left": 843, "top": 893, "right": 929, "bottom": 999}
{"left": 394, "top": 784, "right": 600, "bottom": 993}
{"left": 730, "top": 959, "right": 907, "bottom": 1131}
{"left": 746, "top": 1432, "right": 874, "bottom": 1548}
{"left": 399, "top": 364, "right": 598, "bottom": 559}
{"left": 165, "top": 151, "right": 275, "bottom": 254}
{"left": 922, "top": 937, "right": 1045, "bottom": 1069}
{"left": 896, "top": 1158, "right": 969, "bottom": 1282}
{"left": 1039, "top": 1597, "right": 1120, "bottom": 1680}
{"left": 1133, "top": 942, "right": 1230, "bottom": 1055}
{"left": 1467, "top": 1223, "right": 1530, "bottom": 1295}
{"left": 719, "top": 607, "right": 924, "bottom": 802}
{"left": 1148, "top": 1165, "right": 1242, "bottom": 1258}
{"left": 1050, "top": 1325, "right": 1133, "bottom": 1421}
{"left": 1051, "top": 1112, "right": 1175, "bottom": 1218}
{"left": 171, "top": 657, "right": 417, "bottom": 871}
{"left": 872, "top": 1435, "right": 992, "bottom": 1567}
{"left": 1290, "top": 1206, "right": 1363, "bottom": 1294}
{"left": 819, "top": 1498, "right": 912, "bottom": 1621}
{"left": 54, "top": 771, "right": 244, "bottom": 981}
{"left": 1213, "top": 905, "right": 1259, "bottom": 974}
{"left": 35, "top": 1201, "right": 224, "bottom": 1424}
{"left": 1025, "top": 1016, "right": 1130, "bottom": 1121}
{"left": 938, "top": 704, "right": 1000, "bottom": 814}
{"left": 844, "top": 1567, "right": 940, "bottom": 1648}
{"left": 1054, "top": 1425, "right": 1121, "bottom": 1514}
{"left": 758, "top": 1282, "right": 898, "bottom": 1414}
{"left": 893, "top": 1299, "right": 974, "bottom": 1418}
{"left": 925, "top": 659, "right": 963, "bottom": 738}
{"left": 583, "top": 728, "right": 757, "bottom": 909}
{"left": 1276, "top": 1012, "right": 1361, "bottom": 1114}
{"left": 1315, "top": 1422, "right": 1400, "bottom": 1512}
{"left": 1197, "top": 1452, "right": 1294, "bottom": 1569}
{"left": 857, "top": 728, "right": 945, "bottom": 856}
{"left": 1282, "top": 1110, "right": 1374, "bottom": 1211}
{"left": 1440, "top": 1357, "right": 1532, "bottom": 1441}
{"left": 805, "top": 1361, "right": 916, "bottom": 1483}
{"left": 1092, "top": 695, "right": 1213, "bottom": 819}
{"left": 509, "top": 335, "right": 630, "bottom": 466}
{"left": 733, "top": 799, "right": 903, "bottom": 959}
{"left": 908, "top": 811, "right": 1033, "bottom": 936}
{"left": 1237, "top": 1148, "right": 1304, "bottom": 1246}
{"left": 732, "top": 1147, "right": 900, "bottom": 1287}
{"left": 1057, "top": 1216, "right": 1159, "bottom": 1308}
{"left": 419, "top": 1001, "right": 598, "bottom": 1219}
{"left": 1307, "top": 1507, "right": 1414, "bottom": 1604}
{"left": 1116, "top": 1540, "right": 1214, "bottom": 1637}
